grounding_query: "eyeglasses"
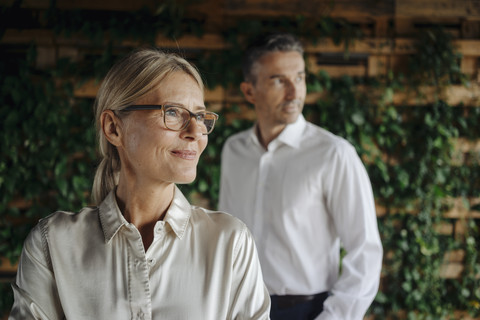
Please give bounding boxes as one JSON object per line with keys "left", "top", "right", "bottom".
{"left": 121, "top": 104, "right": 219, "bottom": 135}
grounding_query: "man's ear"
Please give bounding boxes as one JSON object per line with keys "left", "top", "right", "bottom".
{"left": 101, "top": 110, "right": 123, "bottom": 147}
{"left": 240, "top": 81, "right": 256, "bottom": 105}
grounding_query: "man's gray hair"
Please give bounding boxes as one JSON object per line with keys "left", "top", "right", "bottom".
{"left": 242, "top": 33, "right": 304, "bottom": 83}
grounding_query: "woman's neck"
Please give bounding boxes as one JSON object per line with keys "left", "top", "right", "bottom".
{"left": 115, "top": 180, "right": 175, "bottom": 250}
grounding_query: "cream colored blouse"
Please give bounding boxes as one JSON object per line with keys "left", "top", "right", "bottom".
{"left": 10, "top": 186, "right": 270, "bottom": 319}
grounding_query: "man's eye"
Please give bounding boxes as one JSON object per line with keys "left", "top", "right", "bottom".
{"left": 272, "top": 78, "right": 283, "bottom": 86}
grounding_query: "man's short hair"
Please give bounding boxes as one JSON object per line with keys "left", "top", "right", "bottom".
{"left": 242, "top": 33, "right": 304, "bottom": 83}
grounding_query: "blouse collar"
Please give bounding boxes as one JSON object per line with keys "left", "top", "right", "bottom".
{"left": 99, "top": 185, "right": 191, "bottom": 243}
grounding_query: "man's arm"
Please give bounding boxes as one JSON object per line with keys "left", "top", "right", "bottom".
{"left": 318, "top": 142, "right": 383, "bottom": 320}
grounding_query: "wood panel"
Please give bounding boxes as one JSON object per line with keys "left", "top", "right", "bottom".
{"left": 396, "top": 0, "right": 480, "bottom": 18}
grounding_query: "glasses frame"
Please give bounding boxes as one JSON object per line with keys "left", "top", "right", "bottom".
{"left": 121, "top": 104, "right": 219, "bottom": 135}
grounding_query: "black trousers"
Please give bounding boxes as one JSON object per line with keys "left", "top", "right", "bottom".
{"left": 270, "top": 292, "right": 329, "bottom": 320}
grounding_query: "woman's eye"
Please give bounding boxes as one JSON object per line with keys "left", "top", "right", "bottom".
{"left": 165, "top": 108, "right": 180, "bottom": 117}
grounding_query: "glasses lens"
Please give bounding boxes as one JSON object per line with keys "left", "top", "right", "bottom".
{"left": 164, "top": 106, "right": 188, "bottom": 131}
{"left": 203, "top": 113, "right": 217, "bottom": 134}
{"left": 164, "top": 105, "right": 217, "bottom": 134}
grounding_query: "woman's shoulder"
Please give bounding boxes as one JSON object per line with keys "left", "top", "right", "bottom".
{"left": 29, "top": 206, "right": 101, "bottom": 243}
{"left": 189, "top": 206, "right": 248, "bottom": 234}
{"left": 22, "top": 206, "right": 101, "bottom": 257}
{"left": 40, "top": 206, "right": 99, "bottom": 227}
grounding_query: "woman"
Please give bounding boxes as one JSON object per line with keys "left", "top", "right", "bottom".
{"left": 10, "top": 48, "right": 270, "bottom": 319}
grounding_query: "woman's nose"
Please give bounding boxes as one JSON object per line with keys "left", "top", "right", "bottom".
{"left": 180, "top": 117, "right": 204, "bottom": 140}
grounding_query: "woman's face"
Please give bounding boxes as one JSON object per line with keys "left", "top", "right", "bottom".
{"left": 118, "top": 71, "right": 208, "bottom": 187}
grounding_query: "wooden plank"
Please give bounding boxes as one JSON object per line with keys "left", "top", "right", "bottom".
{"left": 396, "top": 0, "right": 480, "bottom": 18}
{"left": 434, "top": 221, "right": 454, "bottom": 235}
{"left": 3, "top": 29, "right": 480, "bottom": 58}
{"left": 443, "top": 249, "right": 466, "bottom": 263}
{"left": 309, "top": 64, "right": 367, "bottom": 77}
{"left": 452, "top": 137, "right": 480, "bottom": 166}
{"left": 448, "top": 312, "right": 480, "bottom": 320}
{"left": 462, "top": 20, "right": 480, "bottom": 38}
{"left": 454, "top": 39, "right": 480, "bottom": 56}
{"left": 0, "top": 258, "right": 17, "bottom": 273}
{"left": 74, "top": 78, "right": 480, "bottom": 107}
{"left": 375, "top": 17, "right": 391, "bottom": 37}
{"left": 386, "top": 83, "right": 480, "bottom": 107}
{"left": 444, "top": 197, "right": 480, "bottom": 219}
{"left": 73, "top": 80, "right": 244, "bottom": 104}
{"left": 153, "top": 34, "right": 228, "bottom": 50}
{"left": 368, "top": 55, "right": 389, "bottom": 77}
{"left": 460, "top": 56, "right": 479, "bottom": 76}
{"left": 439, "top": 262, "right": 464, "bottom": 279}
{"left": 4, "top": 0, "right": 158, "bottom": 11}
{"left": 224, "top": 0, "right": 394, "bottom": 18}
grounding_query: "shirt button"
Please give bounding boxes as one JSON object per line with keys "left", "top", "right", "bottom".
{"left": 148, "top": 258, "right": 156, "bottom": 266}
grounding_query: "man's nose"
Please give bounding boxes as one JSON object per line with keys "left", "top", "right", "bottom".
{"left": 285, "top": 80, "right": 297, "bottom": 100}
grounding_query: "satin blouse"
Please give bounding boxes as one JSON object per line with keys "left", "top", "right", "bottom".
{"left": 10, "top": 186, "right": 270, "bottom": 319}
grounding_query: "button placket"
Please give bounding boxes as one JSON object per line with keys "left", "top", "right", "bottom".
{"left": 126, "top": 226, "right": 152, "bottom": 320}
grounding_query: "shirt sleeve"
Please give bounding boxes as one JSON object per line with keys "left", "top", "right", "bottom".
{"left": 317, "top": 142, "right": 383, "bottom": 320}
{"left": 9, "top": 221, "right": 64, "bottom": 320}
{"left": 218, "top": 140, "right": 231, "bottom": 213}
{"left": 227, "top": 224, "right": 271, "bottom": 320}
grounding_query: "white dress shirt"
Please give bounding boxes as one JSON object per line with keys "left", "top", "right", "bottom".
{"left": 219, "top": 114, "right": 383, "bottom": 320}
{"left": 10, "top": 186, "right": 270, "bottom": 320}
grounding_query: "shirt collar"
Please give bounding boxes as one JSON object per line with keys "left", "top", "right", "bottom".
{"left": 249, "top": 114, "right": 306, "bottom": 150}
{"left": 99, "top": 185, "right": 191, "bottom": 243}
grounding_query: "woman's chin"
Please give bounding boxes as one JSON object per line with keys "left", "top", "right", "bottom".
{"left": 174, "top": 173, "right": 197, "bottom": 185}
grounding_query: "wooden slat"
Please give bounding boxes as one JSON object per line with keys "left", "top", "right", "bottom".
{"left": 444, "top": 249, "right": 466, "bottom": 263}
{"left": 444, "top": 197, "right": 480, "bottom": 219}
{"left": 0, "top": 258, "right": 17, "bottom": 273}
{"left": 452, "top": 137, "right": 480, "bottom": 166}
{"left": 396, "top": 0, "right": 480, "bottom": 18}
{"left": 74, "top": 78, "right": 480, "bottom": 107}
{"left": 439, "top": 262, "right": 464, "bottom": 279}
{"left": 224, "top": 0, "right": 394, "bottom": 18}
{"left": 386, "top": 83, "right": 480, "bottom": 107}
{"left": 460, "top": 56, "right": 479, "bottom": 76}
{"left": 6, "top": 0, "right": 158, "bottom": 11}
{"left": 309, "top": 65, "right": 367, "bottom": 77}
{"left": 3, "top": 29, "right": 480, "bottom": 58}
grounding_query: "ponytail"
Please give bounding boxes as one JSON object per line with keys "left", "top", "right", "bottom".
{"left": 91, "top": 145, "right": 120, "bottom": 205}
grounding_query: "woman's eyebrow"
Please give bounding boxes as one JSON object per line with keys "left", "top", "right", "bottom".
{"left": 164, "top": 102, "right": 207, "bottom": 111}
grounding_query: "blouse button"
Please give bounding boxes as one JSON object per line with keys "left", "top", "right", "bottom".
{"left": 148, "top": 258, "right": 156, "bottom": 266}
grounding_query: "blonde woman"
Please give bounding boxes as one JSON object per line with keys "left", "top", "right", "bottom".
{"left": 10, "top": 48, "right": 270, "bottom": 320}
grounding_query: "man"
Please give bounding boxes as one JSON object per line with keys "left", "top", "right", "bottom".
{"left": 218, "top": 33, "right": 383, "bottom": 320}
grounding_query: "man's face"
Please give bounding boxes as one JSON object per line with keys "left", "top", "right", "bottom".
{"left": 242, "top": 51, "right": 306, "bottom": 133}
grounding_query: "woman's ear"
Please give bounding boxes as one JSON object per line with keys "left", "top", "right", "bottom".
{"left": 101, "top": 110, "right": 123, "bottom": 147}
{"left": 240, "top": 81, "right": 256, "bottom": 105}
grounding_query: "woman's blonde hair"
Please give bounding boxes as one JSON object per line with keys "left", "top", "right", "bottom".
{"left": 91, "top": 48, "right": 204, "bottom": 205}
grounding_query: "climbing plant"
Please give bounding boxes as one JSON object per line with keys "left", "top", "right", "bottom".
{"left": 1, "top": 1, "right": 479, "bottom": 318}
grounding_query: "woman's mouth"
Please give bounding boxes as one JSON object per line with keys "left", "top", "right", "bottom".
{"left": 171, "top": 150, "right": 197, "bottom": 160}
